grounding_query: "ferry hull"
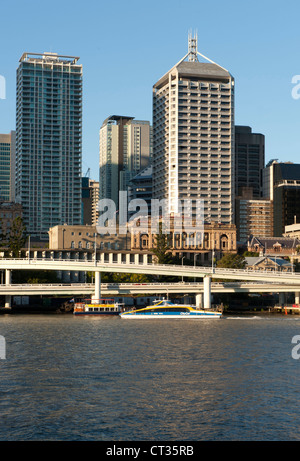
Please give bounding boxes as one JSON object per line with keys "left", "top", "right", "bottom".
{"left": 74, "top": 311, "right": 120, "bottom": 316}
{"left": 120, "top": 312, "right": 222, "bottom": 319}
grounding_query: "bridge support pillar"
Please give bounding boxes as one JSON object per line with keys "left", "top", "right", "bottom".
{"left": 279, "top": 292, "right": 285, "bottom": 306}
{"left": 295, "top": 292, "right": 300, "bottom": 305}
{"left": 195, "top": 294, "right": 202, "bottom": 309}
{"left": 203, "top": 276, "right": 211, "bottom": 310}
{"left": 92, "top": 271, "right": 101, "bottom": 303}
{"left": 5, "top": 269, "right": 11, "bottom": 308}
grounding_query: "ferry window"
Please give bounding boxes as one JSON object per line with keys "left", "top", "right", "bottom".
{"left": 94, "top": 308, "right": 98, "bottom": 311}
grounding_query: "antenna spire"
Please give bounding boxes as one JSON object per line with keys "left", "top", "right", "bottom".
{"left": 188, "top": 30, "right": 198, "bottom": 62}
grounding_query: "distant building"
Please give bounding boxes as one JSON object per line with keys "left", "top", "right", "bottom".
{"left": 0, "top": 131, "right": 16, "bottom": 201}
{"left": 263, "top": 161, "right": 300, "bottom": 236}
{"left": 16, "top": 52, "right": 82, "bottom": 239}
{"left": 235, "top": 126, "right": 265, "bottom": 198}
{"left": 235, "top": 187, "right": 273, "bottom": 242}
{"left": 247, "top": 235, "right": 300, "bottom": 257}
{"left": 245, "top": 256, "right": 293, "bottom": 272}
{"left": 283, "top": 222, "right": 300, "bottom": 239}
{"left": 0, "top": 201, "right": 23, "bottom": 238}
{"left": 48, "top": 224, "right": 130, "bottom": 251}
{"left": 152, "top": 33, "right": 234, "bottom": 223}
{"left": 130, "top": 217, "right": 237, "bottom": 263}
{"left": 99, "top": 116, "right": 152, "bottom": 211}
{"left": 48, "top": 220, "right": 237, "bottom": 264}
{"left": 128, "top": 165, "right": 153, "bottom": 215}
{"left": 82, "top": 177, "right": 99, "bottom": 226}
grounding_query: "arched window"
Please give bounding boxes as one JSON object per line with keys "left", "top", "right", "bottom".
{"left": 220, "top": 234, "right": 228, "bottom": 250}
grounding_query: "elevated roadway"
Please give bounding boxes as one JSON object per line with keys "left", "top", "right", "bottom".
{"left": 1, "top": 258, "right": 300, "bottom": 309}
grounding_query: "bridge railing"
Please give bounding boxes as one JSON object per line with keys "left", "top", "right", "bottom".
{"left": 0, "top": 257, "right": 299, "bottom": 278}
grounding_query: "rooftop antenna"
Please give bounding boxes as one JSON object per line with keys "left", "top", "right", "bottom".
{"left": 188, "top": 30, "right": 199, "bottom": 62}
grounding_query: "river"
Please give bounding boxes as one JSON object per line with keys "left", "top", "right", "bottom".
{"left": 0, "top": 313, "right": 300, "bottom": 441}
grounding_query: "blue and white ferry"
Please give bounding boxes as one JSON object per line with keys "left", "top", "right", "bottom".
{"left": 120, "top": 299, "right": 222, "bottom": 319}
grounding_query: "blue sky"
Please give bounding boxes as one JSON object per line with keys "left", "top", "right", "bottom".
{"left": 0, "top": 0, "right": 300, "bottom": 180}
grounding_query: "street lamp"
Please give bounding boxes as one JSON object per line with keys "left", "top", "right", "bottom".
{"left": 182, "top": 255, "right": 185, "bottom": 282}
{"left": 28, "top": 235, "right": 30, "bottom": 263}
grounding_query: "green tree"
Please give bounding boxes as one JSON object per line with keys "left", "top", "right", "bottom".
{"left": 7, "top": 217, "right": 27, "bottom": 257}
{"left": 112, "top": 272, "right": 150, "bottom": 283}
{"left": 216, "top": 253, "right": 246, "bottom": 269}
{"left": 151, "top": 222, "right": 173, "bottom": 264}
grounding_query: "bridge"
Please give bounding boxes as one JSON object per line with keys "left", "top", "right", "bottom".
{"left": 1, "top": 257, "right": 300, "bottom": 309}
{"left": 1, "top": 281, "right": 299, "bottom": 296}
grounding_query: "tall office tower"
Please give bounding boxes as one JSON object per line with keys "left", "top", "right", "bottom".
{"left": 16, "top": 52, "right": 82, "bottom": 239}
{"left": 152, "top": 34, "right": 235, "bottom": 223}
{"left": 99, "top": 116, "right": 152, "bottom": 210}
{"left": 82, "top": 177, "right": 100, "bottom": 225}
{"left": 235, "top": 126, "right": 265, "bottom": 198}
{"left": 0, "top": 131, "right": 16, "bottom": 201}
{"left": 263, "top": 161, "right": 300, "bottom": 236}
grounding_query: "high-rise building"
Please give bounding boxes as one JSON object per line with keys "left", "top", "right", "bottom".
{"left": 82, "top": 177, "right": 100, "bottom": 226}
{"left": 99, "top": 116, "right": 152, "bottom": 210}
{"left": 0, "top": 131, "right": 16, "bottom": 201}
{"left": 16, "top": 52, "right": 82, "bottom": 239}
{"left": 263, "top": 160, "right": 300, "bottom": 236}
{"left": 235, "top": 126, "right": 265, "bottom": 198}
{"left": 152, "top": 34, "right": 235, "bottom": 223}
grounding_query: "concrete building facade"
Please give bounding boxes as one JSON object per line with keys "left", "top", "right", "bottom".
{"left": 263, "top": 161, "right": 300, "bottom": 236}
{"left": 99, "top": 116, "right": 152, "bottom": 210}
{"left": 152, "top": 34, "right": 235, "bottom": 224}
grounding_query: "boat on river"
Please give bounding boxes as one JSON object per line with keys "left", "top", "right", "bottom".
{"left": 73, "top": 298, "right": 123, "bottom": 316}
{"left": 120, "top": 299, "right": 222, "bottom": 319}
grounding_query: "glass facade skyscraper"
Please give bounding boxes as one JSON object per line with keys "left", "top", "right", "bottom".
{"left": 16, "top": 52, "right": 82, "bottom": 239}
{"left": 0, "top": 131, "right": 15, "bottom": 201}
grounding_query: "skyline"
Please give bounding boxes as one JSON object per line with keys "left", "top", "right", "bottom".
{"left": 0, "top": 0, "right": 300, "bottom": 181}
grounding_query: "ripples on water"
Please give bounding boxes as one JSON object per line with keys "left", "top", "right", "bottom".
{"left": 0, "top": 313, "right": 300, "bottom": 441}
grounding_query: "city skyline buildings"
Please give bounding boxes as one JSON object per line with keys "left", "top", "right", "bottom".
{"left": 15, "top": 52, "right": 83, "bottom": 238}
{"left": 0, "top": 31, "right": 298, "bottom": 244}
{"left": 0, "top": 2, "right": 299, "bottom": 181}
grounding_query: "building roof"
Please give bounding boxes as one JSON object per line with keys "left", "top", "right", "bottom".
{"left": 248, "top": 235, "right": 300, "bottom": 249}
{"left": 245, "top": 256, "right": 292, "bottom": 267}
{"left": 271, "top": 162, "right": 300, "bottom": 180}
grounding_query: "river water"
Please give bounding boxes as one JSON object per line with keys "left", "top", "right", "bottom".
{"left": 0, "top": 313, "right": 300, "bottom": 441}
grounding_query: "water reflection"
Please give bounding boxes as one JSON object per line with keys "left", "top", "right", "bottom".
{"left": 0, "top": 315, "right": 299, "bottom": 440}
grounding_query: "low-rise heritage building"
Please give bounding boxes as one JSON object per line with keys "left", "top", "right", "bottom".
{"left": 247, "top": 235, "right": 300, "bottom": 261}
{"left": 48, "top": 219, "right": 237, "bottom": 264}
{"left": 245, "top": 256, "right": 293, "bottom": 272}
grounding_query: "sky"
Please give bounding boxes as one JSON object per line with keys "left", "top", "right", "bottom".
{"left": 0, "top": 0, "right": 300, "bottom": 181}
